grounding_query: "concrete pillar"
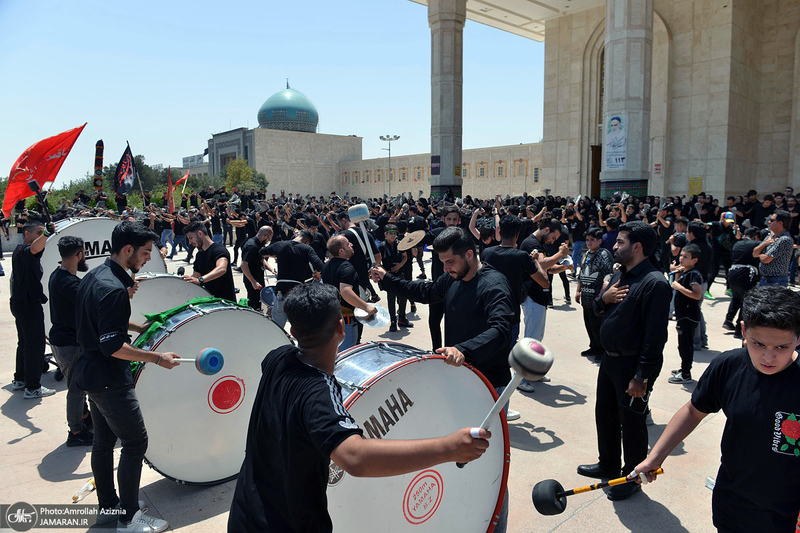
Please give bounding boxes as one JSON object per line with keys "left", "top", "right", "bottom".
{"left": 600, "top": 0, "right": 653, "bottom": 193}
{"left": 429, "top": 0, "right": 465, "bottom": 198}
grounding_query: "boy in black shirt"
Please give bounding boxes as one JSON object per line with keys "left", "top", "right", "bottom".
{"left": 668, "top": 244, "right": 703, "bottom": 384}
{"left": 377, "top": 224, "right": 412, "bottom": 332}
{"left": 228, "top": 283, "right": 491, "bottom": 533}
{"left": 635, "top": 285, "right": 800, "bottom": 533}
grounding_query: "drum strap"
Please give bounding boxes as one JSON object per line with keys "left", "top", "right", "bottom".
{"left": 347, "top": 227, "right": 369, "bottom": 262}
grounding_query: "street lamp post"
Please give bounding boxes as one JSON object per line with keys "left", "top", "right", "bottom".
{"left": 380, "top": 135, "right": 400, "bottom": 199}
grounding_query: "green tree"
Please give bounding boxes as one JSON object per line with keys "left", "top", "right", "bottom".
{"left": 217, "top": 158, "right": 269, "bottom": 193}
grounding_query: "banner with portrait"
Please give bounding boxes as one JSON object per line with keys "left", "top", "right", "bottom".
{"left": 605, "top": 114, "right": 627, "bottom": 170}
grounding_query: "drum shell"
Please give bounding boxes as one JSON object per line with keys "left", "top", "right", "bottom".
{"left": 42, "top": 218, "right": 167, "bottom": 333}
{"left": 328, "top": 342, "right": 509, "bottom": 533}
{"left": 134, "top": 301, "right": 292, "bottom": 485}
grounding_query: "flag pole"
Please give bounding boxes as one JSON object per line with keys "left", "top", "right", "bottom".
{"left": 182, "top": 175, "right": 188, "bottom": 194}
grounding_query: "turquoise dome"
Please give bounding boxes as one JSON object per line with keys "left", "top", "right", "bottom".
{"left": 257, "top": 86, "right": 319, "bottom": 133}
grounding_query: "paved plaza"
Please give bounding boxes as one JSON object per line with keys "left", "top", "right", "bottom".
{"left": 0, "top": 249, "right": 740, "bottom": 532}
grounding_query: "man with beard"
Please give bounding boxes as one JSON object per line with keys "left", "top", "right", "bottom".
{"left": 577, "top": 221, "right": 670, "bottom": 500}
{"left": 48, "top": 236, "right": 93, "bottom": 446}
{"left": 183, "top": 221, "right": 236, "bottom": 302}
{"left": 74, "top": 221, "right": 181, "bottom": 531}
{"left": 370, "top": 227, "right": 514, "bottom": 532}
{"left": 240, "top": 226, "right": 273, "bottom": 310}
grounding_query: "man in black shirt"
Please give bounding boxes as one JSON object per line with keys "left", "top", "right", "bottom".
{"left": 261, "top": 230, "right": 324, "bottom": 328}
{"left": 240, "top": 226, "right": 273, "bottom": 310}
{"left": 10, "top": 220, "right": 53, "bottom": 399}
{"left": 74, "top": 221, "right": 179, "bottom": 531}
{"left": 183, "top": 221, "right": 236, "bottom": 302}
{"left": 421, "top": 206, "right": 461, "bottom": 350}
{"left": 578, "top": 221, "right": 670, "bottom": 500}
{"left": 634, "top": 286, "right": 800, "bottom": 532}
{"left": 338, "top": 213, "right": 382, "bottom": 302}
{"left": 48, "top": 236, "right": 92, "bottom": 446}
{"left": 228, "top": 283, "right": 491, "bottom": 532}
{"left": 322, "top": 235, "right": 376, "bottom": 351}
{"left": 723, "top": 227, "right": 761, "bottom": 336}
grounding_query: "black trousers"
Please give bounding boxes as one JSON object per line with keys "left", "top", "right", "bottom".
{"left": 11, "top": 299, "right": 46, "bottom": 390}
{"left": 386, "top": 291, "right": 407, "bottom": 323}
{"left": 676, "top": 317, "right": 698, "bottom": 376}
{"left": 429, "top": 302, "right": 444, "bottom": 351}
{"left": 725, "top": 267, "right": 758, "bottom": 324}
{"left": 232, "top": 237, "right": 248, "bottom": 264}
{"left": 708, "top": 247, "right": 732, "bottom": 290}
{"left": 548, "top": 271, "right": 571, "bottom": 304}
{"left": 243, "top": 277, "right": 262, "bottom": 311}
{"left": 223, "top": 224, "right": 234, "bottom": 246}
{"left": 581, "top": 302, "right": 604, "bottom": 353}
{"left": 595, "top": 355, "right": 659, "bottom": 475}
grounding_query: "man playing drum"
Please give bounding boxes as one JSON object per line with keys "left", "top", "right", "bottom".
{"left": 228, "top": 283, "right": 491, "bottom": 532}
{"left": 182, "top": 220, "right": 236, "bottom": 302}
{"left": 74, "top": 221, "right": 181, "bottom": 532}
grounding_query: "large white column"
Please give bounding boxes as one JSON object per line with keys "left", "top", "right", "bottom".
{"left": 429, "top": 0, "right": 465, "bottom": 198}
{"left": 600, "top": 0, "right": 653, "bottom": 191}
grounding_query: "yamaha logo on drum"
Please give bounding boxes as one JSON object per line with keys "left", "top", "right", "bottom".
{"left": 83, "top": 240, "right": 112, "bottom": 259}
{"left": 362, "top": 388, "right": 414, "bottom": 439}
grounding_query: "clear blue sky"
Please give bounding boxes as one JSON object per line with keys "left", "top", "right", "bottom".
{"left": 0, "top": 0, "right": 544, "bottom": 188}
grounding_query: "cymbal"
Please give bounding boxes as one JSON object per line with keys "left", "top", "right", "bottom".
{"left": 397, "top": 230, "right": 426, "bottom": 251}
{"left": 354, "top": 305, "right": 390, "bottom": 328}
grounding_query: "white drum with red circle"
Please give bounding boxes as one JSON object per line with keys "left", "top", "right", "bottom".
{"left": 42, "top": 218, "right": 167, "bottom": 333}
{"left": 129, "top": 272, "right": 211, "bottom": 324}
{"left": 327, "top": 342, "right": 510, "bottom": 533}
{"left": 133, "top": 300, "right": 292, "bottom": 485}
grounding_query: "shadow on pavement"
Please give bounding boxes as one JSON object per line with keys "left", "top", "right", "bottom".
{"left": 521, "top": 384, "right": 588, "bottom": 409}
{"left": 612, "top": 490, "right": 690, "bottom": 532}
{"left": 508, "top": 422, "right": 564, "bottom": 453}
{"left": 37, "top": 444, "right": 92, "bottom": 483}
{"left": 1, "top": 390, "right": 42, "bottom": 444}
{"left": 139, "top": 476, "right": 235, "bottom": 529}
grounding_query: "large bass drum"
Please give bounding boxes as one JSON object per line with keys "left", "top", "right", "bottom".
{"left": 130, "top": 272, "right": 211, "bottom": 324}
{"left": 133, "top": 300, "right": 292, "bottom": 485}
{"left": 328, "top": 342, "right": 509, "bottom": 533}
{"left": 42, "top": 218, "right": 167, "bottom": 331}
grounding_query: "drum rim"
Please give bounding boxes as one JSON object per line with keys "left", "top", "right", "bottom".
{"left": 335, "top": 342, "right": 510, "bottom": 532}
{"left": 134, "top": 304, "right": 293, "bottom": 486}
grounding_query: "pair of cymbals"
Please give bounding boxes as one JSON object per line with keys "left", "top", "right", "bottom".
{"left": 397, "top": 230, "right": 425, "bottom": 251}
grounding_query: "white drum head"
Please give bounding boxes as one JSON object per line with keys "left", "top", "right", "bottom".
{"left": 328, "top": 344, "right": 509, "bottom": 532}
{"left": 130, "top": 273, "right": 210, "bottom": 323}
{"left": 42, "top": 218, "right": 167, "bottom": 332}
{"left": 134, "top": 304, "right": 292, "bottom": 484}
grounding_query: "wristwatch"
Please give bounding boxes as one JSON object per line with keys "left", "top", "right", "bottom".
{"left": 198, "top": 276, "right": 204, "bottom": 285}
{"left": 633, "top": 375, "right": 648, "bottom": 385}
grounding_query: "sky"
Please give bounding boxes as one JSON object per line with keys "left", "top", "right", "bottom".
{"left": 0, "top": 0, "right": 544, "bottom": 189}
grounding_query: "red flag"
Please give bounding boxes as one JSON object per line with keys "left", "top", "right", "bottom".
{"left": 167, "top": 166, "right": 175, "bottom": 213}
{"left": 3, "top": 123, "right": 86, "bottom": 213}
{"left": 175, "top": 169, "right": 189, "bottom": 187}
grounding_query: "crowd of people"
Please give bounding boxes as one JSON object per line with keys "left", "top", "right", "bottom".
{"left": 5, "top": 185, "right": 800, "bottom": 532}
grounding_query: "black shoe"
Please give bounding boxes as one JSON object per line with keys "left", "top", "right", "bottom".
{"left": 389, "top": 322, "right": 398, "bottom": 333}
{"left": 722, "top": 320, "right": 735, "bottom": 331}
{"left": 410, "top": 304, "right": 417, "bottom": 314}
{"left": 580, "top": 350, "right": 599, "bottom": 357}
{"left": 397, "top": 319, "right": 414, "bottom": 328}
{"left": 577, "top": 463, "right": 620, "bottom": 479}
{"left": 66, "top": 427, "right": 93, "bottom": 447}
{"left": 733, "top": 330, "right": 743, "bottom": 340}
{"left": 417, "top": 273, "right": 427, "bottom": 280}
{"left": 607, "top": 482, "right": 641, "bottom": 501}
{"left": 565, "top": 297, "right": 572, "bottom": 305}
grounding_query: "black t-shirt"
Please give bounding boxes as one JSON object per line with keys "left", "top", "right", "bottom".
{"left": 235, "top": 221, "right": 249, "bottom": 241}
{"left": 708, "top": 221, "right": 737, "bottom": 251}
{"left": 378, "top": 239, "right": 406, "bottom": 271}
{"left": 568, "top": 217, "right": 586, "bottom": 241}
{"left": 194, "top": 243, "right": 236, "bottom": 301}
{"left": 48, "top": 267, "right": 81, "bottom": 346}
{"left": 11, "top": 243, "right": 46, "bottom": 303}
{"left": 481, "top": 245, "right": 536, "bottom": 323}
{"left": 343, "top": 227, "right": 379, "bottom": 286}
{"left": 692, "top": 348, "right": 800, "bottom": 533}
{"left": 673, "top": 268, "right": 702, "bottom": 321}
{"left": 262, "top": 241, "right": 324, "bottom": 295}
{"left": 210, "top": 214, "right": 222, "bottom": 234}
{"left": 228, "top": 345, "right": 362, "bottom": 532}
{"left": 751, "top": 203, "right": 775, "bottom": 229}
{"left": 322, "top": 257, "right": 359, "bottom": 311}
{"left": 74, "top": 259, "right": 134, "bottom": 390}
{"left": 731, "top": 240, "right": 759, "bottom": 266}
{"left": 241, "top": 237, "right": 265, "bottom": 287}
{"left": 520, "top": 234, "right": 550, "bottom": 306}
{"left": 407, "top": 215, "right": 427, "bottom": 232}
{"left": 690, "top": 238, "right": 713, "bottom": 283}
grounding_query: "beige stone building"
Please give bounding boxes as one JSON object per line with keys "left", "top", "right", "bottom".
{"left": 412, "top": 0, "right": 800, "bottom": 199}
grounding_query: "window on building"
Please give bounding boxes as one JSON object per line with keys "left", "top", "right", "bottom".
{"left": 533, "top": 167, "right": 540, "bottom": 183}
{"left": 296, "top": 110, "right": 310, "bottom": 121}
{"left": 497, "top": 166, "right": 503, "bottom": 177}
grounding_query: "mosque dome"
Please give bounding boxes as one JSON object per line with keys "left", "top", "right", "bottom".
{"left": 257, "top": 84, "right": 319, "bottom": 133}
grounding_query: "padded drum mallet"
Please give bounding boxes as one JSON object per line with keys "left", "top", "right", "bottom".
{"left": 457, "top": 338, "right": 554, "bottom": 467}
{"left": 532, "top": 468, "right": 665, "bottom": 515}
{"left": 174, "top": 347, "right": 224, "bottom": 376}
{"left": 347, "top": 203, "right": 378, "bottom": 267}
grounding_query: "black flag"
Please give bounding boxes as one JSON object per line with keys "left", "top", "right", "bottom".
{"left": 113, "top": 143, "right": 136, "bottom": 194}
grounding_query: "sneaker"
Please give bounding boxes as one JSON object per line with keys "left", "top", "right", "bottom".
{"left": 565, "top": 297, "right": 572, "bottom": 305}
{"left": 397, "top": 319, "right": 414, "bottom": 328}
{"left": 704, "top": 291, "right": 716, "bottom": 300}
{"left": 116, "top": 510, "right": 168, "bottom": 533}
{"left": 722, "top": 320, "right": 736, "bottom": 331}
{"left": 668, "top": 373, "right": 692, "bottom": 384}
{"left": 66, "top": 427, "right": 93, "bottom": 447}
{"left": 538, "top": 376, "right": 551, "bottom": 383}
{"left": 725, "top": 288, "right": 732, "bottom": 297}
{"left": 506, "top": 409, "right": 521, "bottom": 421}
{"left": 671, "top": 368, "right": 683, "bottom": 376}
{"left": 23, "top": 386, "right": 56, "bottom": 399}
{"left": 11, "top": 380, "right": 25, "bottom": 391}
{"left": 98, "top": 502, "right": 147, "bottom": 526}
{"left": 516, "top": 380, "right": 536, "bottom": 393}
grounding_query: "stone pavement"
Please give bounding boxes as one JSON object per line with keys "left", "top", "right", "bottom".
{"left": 0, "top": 246, "right": 740, "bottom": 532}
